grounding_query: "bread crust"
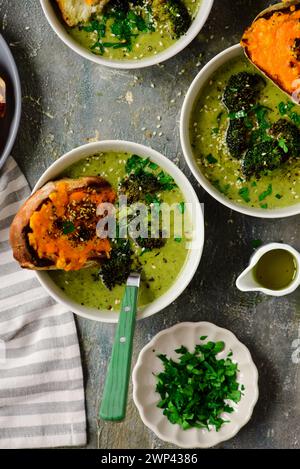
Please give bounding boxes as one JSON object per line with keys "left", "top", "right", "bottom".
{"left": 56, "top": 0, "right": 111, "bottom": 27}
{"left": 10, "top": 177, "right": 112, "bottom": 270}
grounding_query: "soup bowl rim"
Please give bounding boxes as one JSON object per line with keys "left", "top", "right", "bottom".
{"left": 180, "top": 43, "right": 300, "bottom": 218}
{"left": 39, "top": 0, "right": 214, "bottom": 69}
{"left": 33, "top": 140, "right": 204, "bottom": 323}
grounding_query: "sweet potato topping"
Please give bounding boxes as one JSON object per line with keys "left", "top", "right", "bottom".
{"left": 28, "top": 181, "right": 116, "bottom": 271}
{"left": 0, "top": 77, "right": 6, "bottom": 118}
{"left": 241, "top": 4, "right": 300, "bottom": 97}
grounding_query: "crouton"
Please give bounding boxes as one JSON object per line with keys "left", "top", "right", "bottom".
{"left": 56, "top": 0, "right": 111, "bottom": 27}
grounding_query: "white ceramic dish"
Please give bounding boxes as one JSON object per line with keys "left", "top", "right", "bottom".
{"left": 133, "top": 321, "right": 259, "bottom": 448}
{"left": 180, "top": 43, "right": 300, "bottom": 218}
{"left": 236, "top": 242, "right": 300, "bottom": 297}
{"left": 0, "top": 34, "right": 22, "bottom": 170}
{"left": 40, "top": 0, "right": 214, "bottom": 69}
{"left": 33, "top": 141, "right": 204, "bottom": 323}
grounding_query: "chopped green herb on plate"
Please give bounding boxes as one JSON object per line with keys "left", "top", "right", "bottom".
{"left": 155, "top": 338, "right": 243, "bottom": 432}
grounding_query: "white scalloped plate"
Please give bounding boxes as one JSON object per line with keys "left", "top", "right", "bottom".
{"left": 132, "top": 322, "right": 259, "bottom": 448}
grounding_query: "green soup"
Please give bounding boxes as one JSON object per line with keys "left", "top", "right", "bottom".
{"left": 49, "top": 152, "right": 190, "bottom": 312}
{"left": 67, "top": 0, "right": 201, "bottom": 61}
{"left": 190, "top": 56, "right": 300, "bottom": 210}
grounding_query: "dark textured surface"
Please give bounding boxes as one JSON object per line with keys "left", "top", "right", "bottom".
{"left": 1, "top": 0, "right": 300, "bottom": 449}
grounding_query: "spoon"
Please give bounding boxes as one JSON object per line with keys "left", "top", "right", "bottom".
{"left": 99, "top": 272, "right": 141, "bottom": 421}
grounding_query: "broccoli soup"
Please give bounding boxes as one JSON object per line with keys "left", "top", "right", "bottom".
{"left": 49, "top": 152, "right": 191, "bottom": 312}
{"left": 58, "top": 0, "right": 201, "bottom": 61}
{"left": 190, "top": 56, "right": 300, "bottom": 210}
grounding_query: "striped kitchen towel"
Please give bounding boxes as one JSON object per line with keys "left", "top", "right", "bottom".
{"left": 0, "top": 156, "right": 87, "bottom": 448}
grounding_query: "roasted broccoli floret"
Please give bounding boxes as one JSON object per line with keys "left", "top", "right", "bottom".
{"left": 223, "top": 72, "right": 265, "bottom": 113}
{"left": 135, "top": 230, "right": 166, "bottom": 250}
{"left": 151, "top": 0, "right": 191, "bottom": 38}
{"left": 99, "top": 239, "right": 133, "bottom": 290}
{"left": 226, "top": 118, "right": 250, "bottom": 159}
{"left": 241, "top": 118, "right": 300, "bottom": 177}
{"left": 108, "top": 0, "right": 130, "bottom": 13}
{"left": 119, "top": 171, "right": 162, "bottom": 204}
{"left": 108, "top": 0, "right": 144, "bottom": 15}
{"left": 242, "top": 140, "right": 283, "bottom": 178}
{"left": 269, "top": 118, "right": 300, "bottom": 159}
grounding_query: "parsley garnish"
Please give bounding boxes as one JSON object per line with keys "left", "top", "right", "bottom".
{"left": 178, "top": 202, "right": 185, "bottom": 214}
{"left": 206, "top": 154, "right": 218, "bottom": 164}
{"left": 278, "top": 101, "right": 300, "bottom": 126}
{"left": 238, "top": 187, "right": 251, "bottom": 203}
{"left": 259, "top": 184, "right": 272, "bottom": 201}
{"left": 148, "top": 162, "right": 158, "bottom": 170}
{"left": 62, "top": 221, "right": 75, "bottom": 235}
{"left": 157, "top": 171, "right": 176, "bottom": 190}
{"left": 212, "top": 180, "right": 230, "bottom": 195}
{"left": 278, "top": 137, "right": 289, "bottom": 153}
{"left": 155, "top": 338, "right": 243, "bottom": 431}
{"left": 83, "top": 6, "right": 155, "bottom": 55}
{"left": 278, "top": 101, "right": 295, "bottom": 116}
{"left": 228, "top": 110, "right": 248, "bottom": 120}
{"left": 125, "top": 154, "right": 150, "bottom": 174}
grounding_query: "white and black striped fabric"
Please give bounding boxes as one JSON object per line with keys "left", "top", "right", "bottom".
{"left": 0, "top": 157, "right": 87, "bottom": 448}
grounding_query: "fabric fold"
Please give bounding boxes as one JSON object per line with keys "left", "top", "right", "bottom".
{"left": 0, "top": 156, "right": 87, "bottom": 449}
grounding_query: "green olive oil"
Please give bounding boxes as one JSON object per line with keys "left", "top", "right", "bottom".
{"left": 253, "top": 249, "right": 297, "bottom": 290}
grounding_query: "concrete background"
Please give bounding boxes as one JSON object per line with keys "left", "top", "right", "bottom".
{"left": 1, "top": 0, "right": 300, "bottom": 448}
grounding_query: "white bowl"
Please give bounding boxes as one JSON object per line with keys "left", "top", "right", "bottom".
{"left": 0, "top": 34, "right": 22, "bottom": 170}
{"left": 40, "top": 0, "right": 214, "bottom": 69}
{"left": 33, "top": 141, "right": 204, "bottom": 323}
{"left": 180, "top": 43, "right": 300, "bottom": 218}
{"left": 132, "top": 321, "right": 259, "bottom": 448}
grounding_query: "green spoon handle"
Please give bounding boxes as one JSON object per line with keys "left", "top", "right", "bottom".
{"left": 99, "top": 285, "right": 139, "bottom": 421}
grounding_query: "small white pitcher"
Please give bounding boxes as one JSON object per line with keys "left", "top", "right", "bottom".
{"left": 236, "top": 243, "right": 300, "bottom": 297}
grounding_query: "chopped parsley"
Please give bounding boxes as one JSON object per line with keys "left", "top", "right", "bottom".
{"left": 228, "top": 110, "right": 248, "bottom": 120}
{"left": 238, "top": 187, "right": 251, "bottom": 203}
{"left": 83, "top": 5, "right": 155, "bottom": 55}
{"left": 125, "top": 154, "right": 150, "bottom": 174}
{"left": 148, "top": 162, "right": 159, "bottom": 170}
{"left": 278, "top": 137, "right": 289, "bottom": 153}
{"left": 155, "top": 338, "right": 243, "bottom": 431}
{"left": 62, "top": 221, "right": 75, "bottom": 235}
{"left": 178, "top": 202, "right": 185, "bottom": 214}
{"left": 206, "top": 154, "right": 218, "bottom": 164}
{"left": 278, "top": 101, "right": 295, "bottom": 116}
{"left": 258, "top": 184, "right": 272, "bottom": 202}
{"left": 212, "top": 180, "right": 230, "bottom": 195}
{"left": 278, "top": 101, "right": 300, "bottom": 126}
{"left": 157, "top": 171, "right": 176, "bottom": 190}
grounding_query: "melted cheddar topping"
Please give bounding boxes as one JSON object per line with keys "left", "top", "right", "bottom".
{"left": 241, "top": 7, "right": 300, "bottom": 95}
{"left": 28, "top": 181, "right": 116, "bottom": 271}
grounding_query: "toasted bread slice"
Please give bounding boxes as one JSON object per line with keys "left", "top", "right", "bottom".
{"left": 56, "top": 0, "right": 111, "bottom": 27}
{"left": 10, "top": 177, "right": 116, "bottom": 271}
